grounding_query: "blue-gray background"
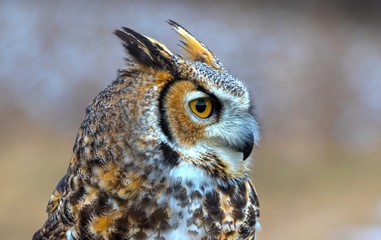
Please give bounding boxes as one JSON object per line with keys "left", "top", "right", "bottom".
{"left": 1, "top": 1, "right": 380, "bottom": 239}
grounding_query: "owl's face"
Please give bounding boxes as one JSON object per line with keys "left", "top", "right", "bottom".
{"left": 114, "top": 21, "right": 259, "bottom": 184}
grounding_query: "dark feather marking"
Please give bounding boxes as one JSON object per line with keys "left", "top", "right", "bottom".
{"left": 218, "top": 183, "right": 235, "bottom": 196}
{"left": 204, "top": 191, "right": 223, "bottom": 223}
{"left": 61, "top": 199, "right": 75, "bottom": 226}
{"left": 115, "top": 27, "right": 177, "bottom": 76}
{"left": 78, "top": 205, "right": 93, "bottom": 239}
{"left": 230, "top": 182, "right": 247, "bottom": 220}
{"left": 175, "top": 187, "right": 189, "bottom": 207}
{"left": 114, "top": 29, "right": 154, "bottom": 67}
{"left": 93, "top": 191, "right": 112, "bottom": 216}
{"left": 55, "top": 175, "right": 67, "bottom": 194}
{"left": 135, "top": 229, "right": 148, "bottom": 239}
{"left": 170, "top": 178, "right": 189, "bottom": 207}
{"left": 112, "top": 213, "right": 130, "bottom": 239}
{"left": 190, "top": 190, "right": 202, "bottom": 200}
{"left": 238, "top": 205, "right": 257, "bottom": 238}
{"left": 160, "top": 143, "right": 180, "bottom": 166}
{"left": 193, "top": 206, "right": 203, "bottom": 218}
{"left": 87, "top": 157, "right": 106, "bottom": 169}
{"left": 186, "top": 180, "right": 194, "bottom": 188}
{"left": 32, "top": 213, "right": 67, "bottom": 240}
{"left": 188, "top": 230, "right": 198, "bottom": 236}
{"left": 158, "top": 79, "right": 176, "bottom": 143}
{"left": 129, "top": 206, "right": 149, "bottom": 227}
{"left": 69, "top": 184, "right": 86, "bottom": 206}
{"left": 248, "top": 180, "right": 260, "bottom": 210}
{"left": 149, "top": 207, "right": 170, "bottom": 230}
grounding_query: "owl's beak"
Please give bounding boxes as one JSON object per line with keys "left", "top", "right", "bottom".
{"left": 215, "top": 114, "right": 258, "bottom": 161}
{"left": 232, "top": 132, "right": 254, "bottom": 161}
{"left": 242, "top": 133, "right": 254, "bottom": 161}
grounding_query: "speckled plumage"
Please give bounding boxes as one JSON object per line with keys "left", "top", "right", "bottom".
{"left": 33, "top": 20, "right": 260, "bottom": 240}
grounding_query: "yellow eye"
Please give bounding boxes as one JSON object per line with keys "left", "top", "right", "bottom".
{"left": 189, "top": 98, "right": 213, "bottom": 118}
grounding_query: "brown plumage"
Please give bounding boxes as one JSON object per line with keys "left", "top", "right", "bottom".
{"left": 33, "top": 20, "right": 260, "bottom": 240}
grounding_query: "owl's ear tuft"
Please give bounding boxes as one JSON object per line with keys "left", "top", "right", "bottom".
{"left": 167, "top": 20, "right": 225, "bottom": 71}
{"left": 114, "top": 27, "right": 175, "bottom": 71}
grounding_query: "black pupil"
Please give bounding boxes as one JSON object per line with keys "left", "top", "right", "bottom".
{"left": 195, "top": 99, "right": 207, "bottom": 113}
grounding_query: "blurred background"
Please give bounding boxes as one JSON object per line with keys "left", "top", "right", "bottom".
{"left": 1, "top": 0, "right": 381, "bottom": 239}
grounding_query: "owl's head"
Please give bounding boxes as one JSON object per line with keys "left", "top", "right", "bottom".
{"left": 114, "top": 20, "right": 259, "bottom": 183}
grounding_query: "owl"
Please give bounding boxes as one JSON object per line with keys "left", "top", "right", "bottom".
{"left": 33, "top": 20, "right": 260, "bottom": 240}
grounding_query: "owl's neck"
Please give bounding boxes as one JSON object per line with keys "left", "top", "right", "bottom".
{"left": 167, "top": 159, "right": 247, "bottom": 192}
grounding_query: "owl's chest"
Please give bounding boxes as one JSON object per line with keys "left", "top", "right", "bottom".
{"left": 68, "top": 162, "right": 255, "bottom": 239}
{"left": 147, "top": 165, "right": 253, "bottom": 239}
{"left": 148, "top": 181, "right": 249, "bottom": 239}
{"left": 68, "top": 184, "right": 252, "bottom": 240}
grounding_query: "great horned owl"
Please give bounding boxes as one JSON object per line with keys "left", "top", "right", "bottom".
{"left": 33, "top": 20, "right": 260, "bottom": 240}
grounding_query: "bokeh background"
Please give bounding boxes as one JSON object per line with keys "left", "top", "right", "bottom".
{"left": 1, "top": 0, "right": 381, "bottom": 239}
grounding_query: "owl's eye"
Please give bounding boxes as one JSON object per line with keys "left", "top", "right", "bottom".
{"left": 189, "top": 98, "right": 214, "bottom": 118}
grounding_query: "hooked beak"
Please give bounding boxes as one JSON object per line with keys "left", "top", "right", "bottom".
{"left": 233, "top": 132, "right": 254, "bottom": 161}
{"left": 213, "top": 113, "right": 258, "bottom": 161}
{"left": 239, "top": 134, "right": 254, "bottom": 161}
